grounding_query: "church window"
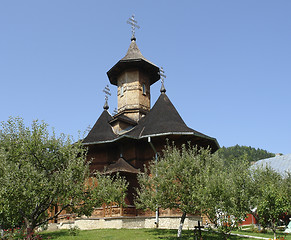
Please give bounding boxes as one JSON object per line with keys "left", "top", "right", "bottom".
{"left": 142, "top": 84, "right": 146, "bottom": 95}
{"left": 120, "top": 85, "right": 124, "bottom": 96}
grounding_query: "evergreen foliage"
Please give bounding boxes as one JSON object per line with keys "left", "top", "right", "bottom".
{"left": 217, "top": 144, "right": 275, "bottom": 166}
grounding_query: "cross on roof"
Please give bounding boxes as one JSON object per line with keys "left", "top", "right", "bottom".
{"left": 158, "top": 67, "right": 167, "bottom": 93}
{"left": 103, "top": 85, "right": 111, "bottom": 101}
{"left": 158, "top": 67, "right": 166, "bottom": 85}
{"left": 127, "top": 14, "right": 140, "bottom": 40}
{"left": 102, "top": 85, "right": 111, "bottom": 110}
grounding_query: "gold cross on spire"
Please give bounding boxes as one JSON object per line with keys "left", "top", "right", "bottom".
{"left": 127, "top": 14, "right": 140, "bottom": 40}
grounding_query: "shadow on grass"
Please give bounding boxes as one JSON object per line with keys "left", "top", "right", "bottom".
{"left": 40, "top": 230, "right": 70, "bottom": 239}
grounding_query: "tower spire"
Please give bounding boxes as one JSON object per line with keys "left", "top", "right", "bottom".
{"left": 106, "top": 16, "right": 160, "bottom": 122}
{"left": 127, "top": 14, "right": 140, "bottom": 41}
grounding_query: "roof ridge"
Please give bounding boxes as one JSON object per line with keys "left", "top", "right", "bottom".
{"left": 128, "top": 93, "right": 197, "bottom": 137}
{"left": 82, "top": 110, "right": 117, "bottom": 144}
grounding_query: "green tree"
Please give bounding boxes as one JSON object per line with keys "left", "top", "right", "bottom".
{"left": 218, "top": 145, "right": 275, "bottom": 166}
{"left": 0, "top": 117, "right": 89, "bottom": 237}
{"left": 201, "top": 158, "right": 251, "bottom": 239}
{"left": 284, "top": 172, "right": 291, "bottom": 216}
{"left": 250, "top": 166, "right": 290, "bottom": 239}
{"left": 84, "top": 171, "right": 128, "bottom": 214}
{"left": 0, "top": 117, "right": 128, "bottom": 239}
{"left": 135, "top": 144, "right": 250, "bottom": 238}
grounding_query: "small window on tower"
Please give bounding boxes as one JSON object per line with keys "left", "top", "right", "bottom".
{"left": 120, "top": 85, "right": 124, "bottom": 97}
{"left": 142, "top": 84, "right": 146, "bottom": 95}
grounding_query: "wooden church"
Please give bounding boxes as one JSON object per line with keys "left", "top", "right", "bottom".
{"left": 82, "top": 17, "right": 219, "bottom": 218}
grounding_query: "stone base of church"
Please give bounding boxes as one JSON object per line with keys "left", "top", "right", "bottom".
{"left": 49, "top": 206, "right": 211, "bottom": 231}
{"left": 53, "top": 215, "right": 202, "bottom": 230}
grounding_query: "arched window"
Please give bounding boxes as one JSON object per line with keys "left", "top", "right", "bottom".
{"left": 142, "top": 84, "right": 146, "bottom": 95}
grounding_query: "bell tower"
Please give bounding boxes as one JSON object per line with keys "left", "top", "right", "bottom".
{"left": 107, "top": 15, "right": 160, "bottom": 122}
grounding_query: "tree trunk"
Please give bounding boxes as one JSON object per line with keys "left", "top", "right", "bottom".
{"left": 26, "top": 227, "right": 34, "bottom": 240}
{"left": 272, "top": 222, "right": 276, "bottom": 240}
{"left": 177, "top": 212, "right": 186, "bottom": 238}
{"left": 251, "top": 212, "right": 260, "bottom": 226}
{"left": 24, "top": 218, "right": 34, "bottom": 240}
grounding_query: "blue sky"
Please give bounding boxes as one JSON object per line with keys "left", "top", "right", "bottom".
{"left": 0, "top": 1, "right": 290, "bottom": 154}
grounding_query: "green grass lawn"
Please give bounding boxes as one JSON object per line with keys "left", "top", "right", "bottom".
{"left": 232, "top": 228, "right": 290, "bottom": 240}
{"left": 40, "top": 228, "right": 285, "bottom": 240}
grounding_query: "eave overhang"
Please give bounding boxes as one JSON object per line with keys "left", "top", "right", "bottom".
{"left": 82, "top": 131, "right": 219, "bottom": 152}
{"left": 103, "top": 157, "right": 140, "bottom": 174}
{"left": 107, "top": 58, "right": 160, "bottom": 86}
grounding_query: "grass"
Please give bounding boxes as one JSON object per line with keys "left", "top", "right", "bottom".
{"left": 39, "top": 228, "right": 278, "bottom": 240}
{"left": 232, "top": 228, "right": 291, "bottom": 240}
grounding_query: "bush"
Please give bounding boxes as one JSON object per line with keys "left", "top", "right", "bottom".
{"left": 68, "top": 226, "right": 80, "bottom": 236}
{"left": 1, "top": 227, "right": 43, "bottom": 239}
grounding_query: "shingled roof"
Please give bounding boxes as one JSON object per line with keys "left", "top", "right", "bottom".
{"left": 82, "top": 92, "right": 219, "bottom": 151}
{"left": 109, "top": 112, "right": 137, "bottom": 126}
{"left": 121, "top": 40, "right": 147, "bottom": 61}
{"left": 83, "top": 110, "right": 117, "bottom": 144}
{"left": 103, "top": 157, "right": 140, "bottom": 174}
{"left": 128, "top": 92, "right": 212, "bottom": 139}
{"left": 107, "top": 39, "right": 160, "bottom": 86}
